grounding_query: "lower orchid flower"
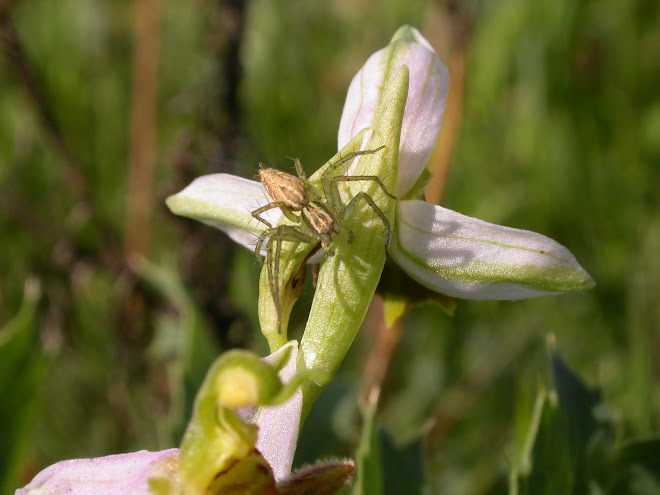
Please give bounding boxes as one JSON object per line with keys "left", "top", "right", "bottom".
{"left": 17, "top": 342, "right": 354, "bottom": 495}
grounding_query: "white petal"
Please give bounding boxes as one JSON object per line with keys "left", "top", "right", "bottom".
{"left": 16, "top": 449, "right": 179, "bottom": 495}
{"left": 240, "top": 341, "right": 302, "bottom": 482}
{"left": 338, "top": 26, "right": 449, "bottom": 197}
{"left": 166, "top": 174, "right": 281, "bottom": 255}
{"left": 390, "top": 200, "right": 595, "bottom": 300}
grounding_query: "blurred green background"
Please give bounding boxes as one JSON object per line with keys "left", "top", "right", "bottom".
{"left": 1, "top": 0, "right": 658, "bottom": 493}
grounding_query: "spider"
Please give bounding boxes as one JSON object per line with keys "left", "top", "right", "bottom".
{"left": 251, "top": 146, "right": 394, "bottom": 333}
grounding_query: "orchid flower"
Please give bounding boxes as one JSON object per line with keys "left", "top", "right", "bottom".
{"left": 167, "top": 25, "right": 593, "bottom": 415}
{"left": 167, "top": 25, "right": 593, "bottom": 349}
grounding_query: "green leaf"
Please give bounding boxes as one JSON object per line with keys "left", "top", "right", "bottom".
{"left": 136, "top": 257, "right": 220, "bottom": 443}
{"left": 551, "top": 354, "right": 612, "bottom": 457}
{"left": 353, "top": 391, "right": 383, "bottom": 495}
{"left": 0, "top": 279, "right": 44, "bottom": 495}
{"left": 380, "top": 433, "right": 424, "bottom": 495}
{"left": 613, "top": 436, "right": 660, "bottom": 479}
{"left": 607, "top": 436, "right": 660, "bottom": 494}
{"left": 510, "top": 353, "right": 617, "bottom": 495}
{"left": 511, "top": 390, "right": 574, "bottom": 495}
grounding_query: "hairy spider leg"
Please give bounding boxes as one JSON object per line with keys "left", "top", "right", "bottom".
{"left": 318, "top": 145, "right": 386, "bottom": 207}
{"left": 261, "top": 224, "right": 318, "bottom": 332}
{"left": 341, "top": 191, "right": 390, "bottom": 229}
{"left": 327, "top": 174, "right": 395, "bottom": 214}
{"left": 340, "top": 191, "right": 391, "bottom": 227}
{"left": 254, "top": 219, "right": 316, "bottom": 263}
{"left": 292, "top": 158, "right": 307, "bottom": 184}
{"left": 251, "top": 201, "right": 300, "bottom": 229}
{"left": 338, "top": 190, "right": 393, "bottom": 248}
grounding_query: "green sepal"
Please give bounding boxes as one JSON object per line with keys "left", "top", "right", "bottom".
{"left": 401, "top": 167, "right": 431, "bottom": 201}
{"left": 298, "top": 67, "right": 409, "bottom": 415}
{"left": 353, "top": 391, "right": 383, "bottom": 495}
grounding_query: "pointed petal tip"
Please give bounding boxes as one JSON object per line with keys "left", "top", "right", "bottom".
{"left": 391, "top": 25, "right": 417, "bottom": 42}
{"left": 391, "top": 25, "right": 433, "bottom": 51}
{"left": 565, "top": 270, "right": 596, "bottom": 296}
{"left": 391, "top": 200, "right": 597, "bottom": 300}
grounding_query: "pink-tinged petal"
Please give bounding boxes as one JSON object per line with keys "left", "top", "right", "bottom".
{"left": 166, "top": 174, "right": 281, "bottom": 255}
{"left": 339, "top": 26, "right": 449, "bottom": 197}
{"left": 16, "top": 449, "right": 179, "bottom": 495}
{"left": 240, "top": 341, "right": 302, "bottom": 481}
{"left": 390, "top": 200, "right": 595, "bottom": 299}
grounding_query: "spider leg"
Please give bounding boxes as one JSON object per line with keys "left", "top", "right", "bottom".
{"left": 331, "top": 174, "right": 395, "bottom": 200}
{"left": 254, "top": 229, "right": 270, "bottom": 264}
{"left": 252, "top": 202, "right": 299, "bottom": 226}
{"left": 293, "top": 158, "right": 307, "bottom": 184}
{"left": 284, "top": 156, "right": 308, "bottom": 184}
{"left": 320, "top": 146, "right": 386, "bottom": 210}
{"left": 341, "top": 191, "right": 390, "bottom": 242}
{"left": 263, "top": 224, "right": 319, "bottom": 333}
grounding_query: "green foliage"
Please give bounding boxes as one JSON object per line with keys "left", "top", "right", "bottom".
{"left": 354, "top": 393, "right": 384, "bottom": 495}
{"left": 0, "top": 280, "right": 43, "bottom": 495}
{"left": 509, "top": 354, "right": 660, "bottom": 495}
